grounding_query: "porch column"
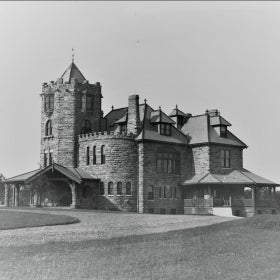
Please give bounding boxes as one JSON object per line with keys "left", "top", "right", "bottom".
{"left": 269, "top": 186, "right": 272, "bottom": 207}
{"left": 33, "top": 190, "right": 41, "bottom": 207}
{"left": 14, "top": 184, "right": 20, "bottom": 207}
{"left": 252, "top": 186, "right": 256, "bottom": 215}
{"left": 70, "top": 181, "right": 80, "bottom": 209}
{"left": 4, "top": 183, "right": 10, "bottom": 207}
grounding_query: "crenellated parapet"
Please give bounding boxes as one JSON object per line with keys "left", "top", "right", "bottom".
{"left": 41, "top": 79, "right": 101, "bottom": 95}
{"left": 78, "top": 131, "right": 136, "bottom": 143}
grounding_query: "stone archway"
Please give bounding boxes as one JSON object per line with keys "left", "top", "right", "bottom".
{"left": 41, "top": 180, "right": 72, "bottom": 207}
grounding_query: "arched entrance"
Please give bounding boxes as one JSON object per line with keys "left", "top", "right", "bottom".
{"left": 41, "top": 180, "right": 72, "bottom": 207}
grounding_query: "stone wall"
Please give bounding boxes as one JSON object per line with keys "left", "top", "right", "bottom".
{"left": 79, "top": 133, "right": 138, "bottom": 211}
{"left": 191, "top": 144, "right": 243, "bottom": 175}
{"left": 138, "top": 141, "right": 191, "bottom": 214}
{"left": 209, "top": 145, "right": 243, "bottom": 174}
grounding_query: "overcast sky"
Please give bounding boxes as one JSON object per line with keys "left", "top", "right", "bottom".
{"left": 0, "top": 2, "right": 280, "bottom": 183}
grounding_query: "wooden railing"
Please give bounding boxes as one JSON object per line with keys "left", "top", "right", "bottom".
{"left": 184, "top": 198, "right": 279, "bottom": 208}
{"left": 184, "top": 198, "right": 213, "bottom": 207}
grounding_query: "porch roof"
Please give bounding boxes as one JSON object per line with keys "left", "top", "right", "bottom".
{"left": 183, "top": 169, "right": 279, "bottom": 186}
{"left": 6, "top": 163, "right": 99, "bottom": 185}
{"left": 5, "top": 169, "right": 41, "bottom": 184}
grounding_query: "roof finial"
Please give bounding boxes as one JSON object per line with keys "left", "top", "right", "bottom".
{"left": 111, "top": 105, "right": 114, "bottom": 111}
{"left": 72, "top": 48, "right": 75, "bottom": 63}
{"left": 176, "top": 104, "right": 178, "bottom": 109}
{"left": 144, "top": 98, "right": 147, "bottom": 104}
{"left": 159, "top": 106, "right": 161, "bottom": 111}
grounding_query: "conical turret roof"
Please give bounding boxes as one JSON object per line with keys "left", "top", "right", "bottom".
{"left": 61, "top": 62, "right": 86, "bottom": 83}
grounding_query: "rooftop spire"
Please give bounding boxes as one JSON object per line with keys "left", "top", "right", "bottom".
{"left": 72, "top": 48, "right": 75, "bottom": 62}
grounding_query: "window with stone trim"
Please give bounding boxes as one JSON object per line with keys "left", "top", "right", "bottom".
{"left": 159, "top": 187, "right": 162, "bottom": 199}
{"left": 44, "top": 152, "right": 48, "bottom": 167}
{"left": 117, "top": 182, "right": 123, "bottom": 195}
{"left": 156, "top": 150, "right": 180, "bottom": 174}
{"left": 86, "top": 147, "right": 90, "bottom": 166}
{"left": 92, "top": 146, "right": 96, "bottom": 165}
{"left": 44, "top": 94, "right": 54, "bottom": 112}
{"left": 126, "top": 182, "right": 131, "bottom": 195}
{"left": 221, "top": 149, "right": 230, "bottom": 168}
{"left": 49, "top": 151, "right": 53, "bottom": 165}
{"left": 81, "top": 119, "right": 92, "bottom": 134}
{"left": 82, "top": 94, "right": 94, "bottom": 111}
{"left": 163, "top": 186, "right": 167, "bottom": 198}
{"left": 45, "top": 120, "right": 52, "bottom": 136}
{"left": 99, "top": 182, "right": 105, "bottom": 195}
{"left": 148, "top": 185, "right": 154, "bottom": 200}
{"left": 101, "top": 145, "right": 105, "bottom": 164}
{"left": 108, "top": 182, "right": 114, "bottom": 195}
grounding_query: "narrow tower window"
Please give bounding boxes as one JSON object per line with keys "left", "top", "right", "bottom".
{"left": 101, "top": 145, "right": 105, "bottom": 164}
{"left": 93, "top": 146, "right": 96, "bottom": 165}
{"left": 45, "top": 120, "right": 52, "bottom": 136}
{"left": 86, "top": 147, "right": 90, "bottom": 165}
{"left": 44, "top": 95, "right": 54, "bottom": 112}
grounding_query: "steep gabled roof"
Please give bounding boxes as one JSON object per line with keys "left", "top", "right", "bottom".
{"left": 61, "top": 62, "right": 86, "bottom": 83}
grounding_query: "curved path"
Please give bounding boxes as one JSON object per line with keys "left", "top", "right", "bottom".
{"left": 0, "top": 208, "right": 240, "bottom": 247}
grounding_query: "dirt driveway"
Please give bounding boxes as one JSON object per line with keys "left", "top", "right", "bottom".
{"left": 0, "top": 208, "right": 239, "bottom": 247}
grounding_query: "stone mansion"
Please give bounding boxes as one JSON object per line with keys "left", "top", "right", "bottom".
{"left": 4, "top": 61, "right": 279, "bottom": 217}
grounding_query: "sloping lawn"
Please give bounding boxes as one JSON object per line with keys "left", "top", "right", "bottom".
{"left": 1, "top": 214, "right": 280, "bottom": 279}
{"left": 0, "top": 210, "right": 79, "bottom": 229}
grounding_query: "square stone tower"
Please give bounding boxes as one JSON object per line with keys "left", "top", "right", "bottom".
{"left": 40, "top": 62, "right": 103, "bottom": 168}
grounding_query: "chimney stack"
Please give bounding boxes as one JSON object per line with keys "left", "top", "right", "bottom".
{"left": 127, "top": 95, "right": 140, "bottom": 135}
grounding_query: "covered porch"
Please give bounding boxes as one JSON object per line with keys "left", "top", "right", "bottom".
{"left": 4, "top": 163, "right": 100, "bottom": 209}
{"left": 182, "top": 169, "right": 279, "bottom": 217}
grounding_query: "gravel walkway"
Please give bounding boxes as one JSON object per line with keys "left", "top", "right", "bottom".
{"left": 0, "top": 208, "right": 240, "bottom": 247}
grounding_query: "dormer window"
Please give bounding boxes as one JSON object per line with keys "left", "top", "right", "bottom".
{"left": 44, "top": 94, "right": 54, "bottom": 112}
{"left": 159, "top": 123, "right": 171, "bottom": 136}
{"left": 220, "top": 126, "right": 227, "bottom": 138}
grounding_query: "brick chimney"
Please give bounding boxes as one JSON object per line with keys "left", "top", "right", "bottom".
{"left": 127, "top": 95, "right": 140, "bottom": 135}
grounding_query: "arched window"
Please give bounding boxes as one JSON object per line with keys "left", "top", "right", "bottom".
{"left": 108, "top": 182, "right": 114, "bottom": 195}
{"left": 45, "top": 120, "right": 52, "bottom": 136}
{"left": 159, "top": 187, "right": 162, "bottom": 199}
{"left": 92, "top": 146, "right": 96, "bottom": 165}
{"left": 148, "top": 185, "right": 154, "bottom": 200}
{"left": 117, "top": 182, "right": 123, "bottom": 195}
{"left": 101, "top": 145, "right": 105, "bottom": 164}
{"left": 81, "top": 119, "right": 92, "bottom": 134}
{"left": 126, "top": 182, "right": 131, "bottom": 196}
{"left": 99, "top": 182, "right": 105, "bottom": 196}
{"left": 86, "top": 147, "right": 90, "bottom": 165}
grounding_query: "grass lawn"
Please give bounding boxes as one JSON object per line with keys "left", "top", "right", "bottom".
{"left": 0, "top": 210, "right": 79, "bottom": 230}
{"left": 1, "top": 214, "right": 280, "bottom": 279}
